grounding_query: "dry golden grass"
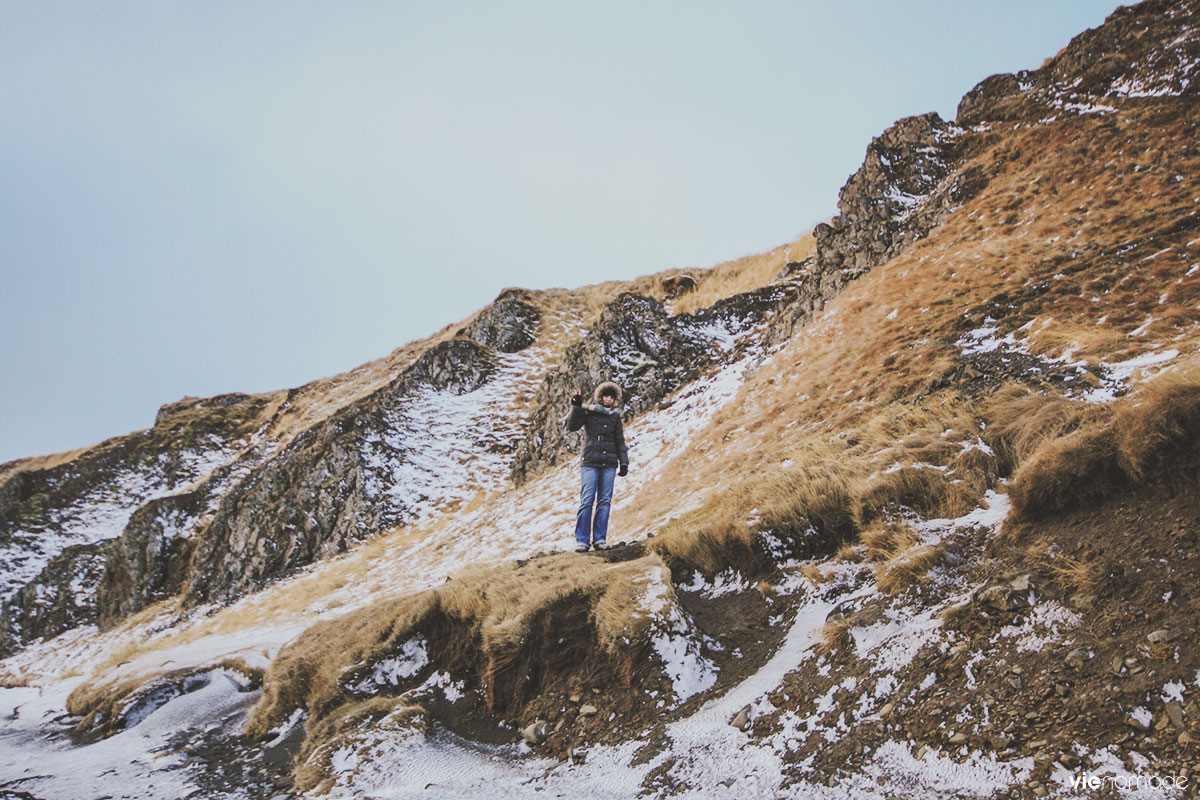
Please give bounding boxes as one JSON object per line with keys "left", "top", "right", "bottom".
{"left": 874, "top": 545, "right": 945, "bottom": 594}
{"left": 815, "top": 620, "right": 851, "bottom": 656}
{"left": 984, "top": 385, "right": 1100, "bottom": 475}
{"left": 1043, "top": 554, "right": 1100, "bottom": 596}
{"left": 1008, "top": 363, "right": 1200, "bottom": 522}
{"left": 66, "top": 657, "right": 263, "bottom": 739}
{"left": 671, "top": 232, "right": 816, "bottom": 316}
{"left": 246, "top": 550, "right": 675, "bottom": 778}
{"left": 860, "top": 520, "right": 920, "bottom": 562}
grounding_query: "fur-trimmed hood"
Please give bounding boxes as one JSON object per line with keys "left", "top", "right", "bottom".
{"left": 591, "top": 381, "right": 623, "bottom": 406}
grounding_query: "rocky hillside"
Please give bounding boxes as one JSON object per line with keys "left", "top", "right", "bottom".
{"left": 3, "top": 1, "right": 1200, "bottom": 798}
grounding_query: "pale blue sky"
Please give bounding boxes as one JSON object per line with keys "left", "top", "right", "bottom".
{"left": 1, "top": 0, "right": 1121, "bottom": 463}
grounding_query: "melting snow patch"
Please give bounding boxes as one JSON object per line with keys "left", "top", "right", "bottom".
{"left": 1082, "top": 349, "right": 1179, "bottom": 403}
{"left": 996, "top": 601, "right": 1081, "bottom": 652}
{"left": 348, "top": 637, "right": 430, "bottom": 694}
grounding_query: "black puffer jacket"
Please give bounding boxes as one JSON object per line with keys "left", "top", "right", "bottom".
{"left": 566, "top": 382, "right": 629, "bottom": 469}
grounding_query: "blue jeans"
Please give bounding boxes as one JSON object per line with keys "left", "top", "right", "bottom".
{"left": 575, "top": 466, "right": 616, "bottom": 547}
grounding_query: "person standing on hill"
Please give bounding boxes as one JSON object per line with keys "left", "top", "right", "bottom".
{"left": 566, "top": 381, "right": 629, "bottom": 552}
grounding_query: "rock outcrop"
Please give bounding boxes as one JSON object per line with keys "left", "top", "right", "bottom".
{"left": 184, "top": 338, "right": 499, "bottom": 607}
{"left": 461, "top": 289, "right": 541, "bottom": 353}
{"left": 957, "top": 0, "right": 1200, "bottom": 126}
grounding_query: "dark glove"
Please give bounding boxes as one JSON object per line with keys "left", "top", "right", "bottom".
{"left": 571, "top": 394, "right": 583, "bottom": 407}
{"left": 618, "top": 464, "right": 628, "bottom": 477}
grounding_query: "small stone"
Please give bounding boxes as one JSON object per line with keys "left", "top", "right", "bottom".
{"left": 1178, "top": 731, "right": 1194, "bottom": 745}
{"left": 915, "top": 745, "right": 928, "bottom": 760}
{"left": 1147, "top": 629, "right": 1173, "bottom": 644}
{"left": 521, "top": 720, "right": 550, "bottom": 745}
{"left": 878, "top": 702, "right": 895, "bottom": 719}
{"left": 990, "top": 734, "right": 1012, "bottom": 750}
{"left": 1011, "top": 666, "right": 1024, "bottom": 676}
{"left": 730, "top": 707, "right": 751, "bottom": 731}
{"left": 1166, "top": 701, "right": 1185, "bottom": 729}
{"left": 579, "top": 704, "right": 598, "bottom": 717}
{"left": 1008, "top": 676, "right": 1023, "bottom": 690}
{"left": 1111, "top": 656, "right": 1125, "bottom": 675}
{"left": 1055, "top": 683, "right": 1070, "bottom": 697}
{"left": 949, "top": 732, "right": 968, "bottom": 745}
{"left": 1033, "top": 786, "right": 1049, "bottom": 798}
{"left": 1027, "top": 739, "right": 1048, "bottom": 749}
{"left": 1009, "top": 574, "right": 1033, "bottom": 592}
{"left": 1124, "top": 657, "right": 1139, "bottom": 668}
{"left": 569, "top": 693, "right": 581, "bottom": 703}
{"left": 1069, "top": 594, "right": 1095, "bottom": 611}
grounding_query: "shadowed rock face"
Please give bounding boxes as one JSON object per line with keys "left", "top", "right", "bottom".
{"left": 184, "top": 338, "right": 499, "bottom": 607}
{"left": 0, "top": 542, "right": 109, "bottom": 655}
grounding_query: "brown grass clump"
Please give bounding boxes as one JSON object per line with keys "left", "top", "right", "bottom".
{"left": 1114, "top": 369, "right": 1200, "bottom": 481}
{"left": 815, "top": 621, "right": 852, "bottom": 656}
{"left": 246, "top": 551, "right": 685, "bottom": 791}
{"left": 1007, "top": 424, "right": 1122, "bottom": 522}
{"left": 1008, "top": 366, "right": 1200, "bottom": 522}
{"left": 1043, "top": 554, "right": 1100, "bottom": 596}
{"left": 874, "top": 545, "right": 945, "bottom": 594}
{"left": 984, "top": 385, "right": 1099, "bottom": 475}
{"left": 860, "top": 520, "right": 921, "bottom": 562}
{"left": 857, "top": 466, "right": 975, "bottom": 524}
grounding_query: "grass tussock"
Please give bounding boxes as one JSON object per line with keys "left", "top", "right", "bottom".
{"left": 860, "top": 520, "right": 920, "bottom": 562}
{"left": 874, "top": 545, "right": 945, "bottom": 594}
{"left": 984, "top": 385, "right": 1100, "bottom": 475}
{"left": 857, "top": 466, "right": 975, "bottom": 524}
{"left": 1008, "top": 366, "right": 1200, "bottom": 522}
{"left": 247, "top": 551, "right": 678, "bottom": 790}
{"left": 816, "top": 621, "right": 852, "bottom": 656}
{"left": 1043, "top": 554, "right": 1100, "bottom": 596}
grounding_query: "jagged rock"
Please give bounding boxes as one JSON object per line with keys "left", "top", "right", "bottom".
{"left": 957, "top": 0, "right": 1200, "bottom": 127}
{"left": 0, "top": 392, "right": 275, "bottom": 655}
{"left": 406, "top": 338, "right": 498, "bottom": 394}
{"left": 1065, "top": 648, "right": 1091, "bottom": 669}
{"left": 1166, "top": 701, "right": 1185, "bottom": 728}
{"left": 578, "top": 704, "right": 598, "bottom": 717}
{"left": 730, "top": 707, "right": 751, "bottom": 731}
{"left": 185, "top": 338, "right": 500, "bottom": 607}
{"left": 462, "top": 289, "right": 541, "bottom": 353}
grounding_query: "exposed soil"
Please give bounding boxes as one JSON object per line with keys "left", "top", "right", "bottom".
{"left": 744, "top": 482, "right": 1200, "bottom": 799}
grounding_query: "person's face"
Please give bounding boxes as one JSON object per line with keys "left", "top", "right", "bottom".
{"left": 602, "top": 394, "right": 615, "bottom": 407}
